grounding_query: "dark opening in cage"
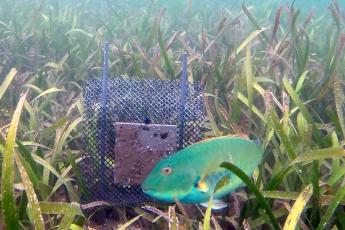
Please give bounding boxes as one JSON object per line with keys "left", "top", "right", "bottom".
{"left": 79, "top": 43, "right": 206, "bottom": 205}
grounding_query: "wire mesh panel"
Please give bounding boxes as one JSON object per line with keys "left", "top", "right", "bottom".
{"left": 80, "top": 78, "right": 206, "bottom": 205}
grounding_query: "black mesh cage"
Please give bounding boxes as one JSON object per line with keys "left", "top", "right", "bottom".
{"left": 79, "top": 77, "right": 206, "bottom": 205}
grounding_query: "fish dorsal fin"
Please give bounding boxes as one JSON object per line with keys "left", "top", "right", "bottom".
{"left": 225, "top": 133, "right": 249, "bottom": 139}
{"left": 198, "top": 134, "right": 249, "bottom": 144}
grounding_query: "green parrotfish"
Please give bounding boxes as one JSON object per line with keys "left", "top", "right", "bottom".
{"left": 141, "top": 136, "right": 263, "bottom": 206}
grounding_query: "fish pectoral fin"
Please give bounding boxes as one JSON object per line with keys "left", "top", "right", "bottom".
{"left": 193, "top": 176, "right": 209, "bottom": 193}
{"left": 199, "top": 199, "right": 228, "bottom": 210}
{"left": 197, "top": 181, "right": 209, "bottom": 193}
{"left": 195, "top": 170, "right": 232, "bottom": 194}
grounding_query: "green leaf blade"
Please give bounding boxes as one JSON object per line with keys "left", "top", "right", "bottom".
{"left": 317, "top": 186, "right": 345, "bottom": 230}
{"left": 220, "top": 162, "right": 280, "bottom": 230}
{"left": 283, "top": 184, "right": 313, "bottom": 230}
{"left": 1, "top": 91, "right": 27, "bottom": 230}
{"left": 0, "top": 68, "right": 17, "bottom": 101}
{"left": 14, "top": 152, "right": 45, "bottom": 230}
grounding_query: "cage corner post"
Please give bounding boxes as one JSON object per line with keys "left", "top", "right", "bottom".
{"left": 178, "top": 51, "right": 188, "bottom": 149}
{"left": 99, "top": 41, "right": 110, "bottom": 194}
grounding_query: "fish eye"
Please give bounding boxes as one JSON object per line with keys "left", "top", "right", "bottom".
{"left": 161, "top": 166, "right": 172, "bottom": 175}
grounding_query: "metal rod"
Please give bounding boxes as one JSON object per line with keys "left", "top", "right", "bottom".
{"left": 99, "top": 41, "right": 109, "bottom": 190}
{"left": 101, "top": 42, "right": 109, "bottom": 109}
{"left": 178, "top": 51, "right": 188, "bottom": 149}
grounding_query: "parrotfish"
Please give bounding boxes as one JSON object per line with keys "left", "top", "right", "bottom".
{"left": 141, "top": 136, "right": 263, "bottom": 207}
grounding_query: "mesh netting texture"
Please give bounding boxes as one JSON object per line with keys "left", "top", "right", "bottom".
{"left": 80, "top": 78, "right": 206, "bottom": 205}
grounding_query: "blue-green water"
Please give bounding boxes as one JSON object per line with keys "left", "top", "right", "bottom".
{"left": 98, "top": 0, "right": 344, "bottom": 14}
{"left": 84, "top": 0, "right": 343, "bottom": 27}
